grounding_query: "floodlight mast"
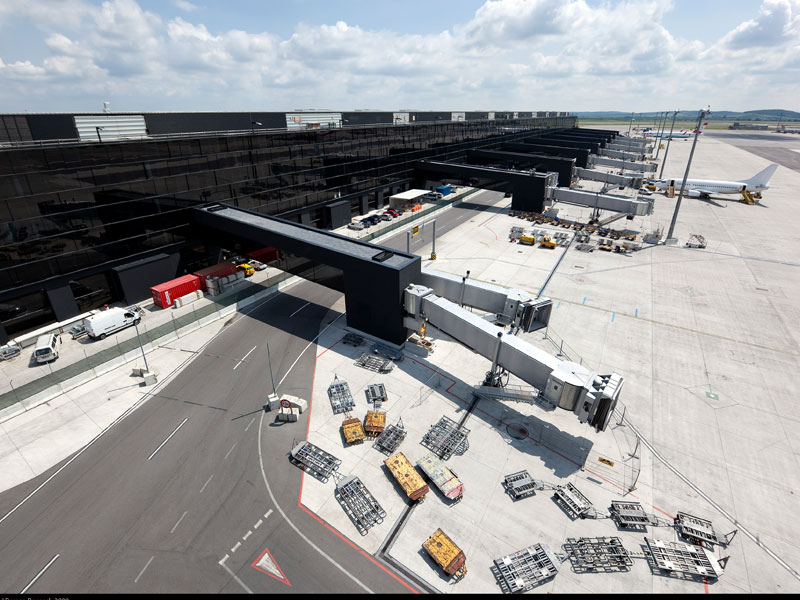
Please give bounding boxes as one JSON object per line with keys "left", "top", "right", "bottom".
{"left": 658, "top": 110, "right": 679, "bottom": 179}
{"left": 666, "top": 107, "right": 711, "bottom": 242}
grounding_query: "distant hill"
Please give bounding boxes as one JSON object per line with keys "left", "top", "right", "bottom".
{"left": 574, "top": 109, "right": 800, "bottom": 122}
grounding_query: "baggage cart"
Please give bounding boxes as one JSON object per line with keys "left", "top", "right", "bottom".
{"left": 417, "top": 452, "right": 463, "bottom": 501}
{"left": 383, "top": 452, "right": 428, "bottom": 501}
{"left": 342, "top": 417, "right": 366, "bottom": 444}
{"left": 422, "top": 528, "right": 467, "bottom": 580}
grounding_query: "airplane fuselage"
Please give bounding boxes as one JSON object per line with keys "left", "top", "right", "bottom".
{"left": 651, "top": 178, "right": 766, "bottom": 197}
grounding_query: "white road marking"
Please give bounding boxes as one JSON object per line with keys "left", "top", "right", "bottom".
{"left": 254, "top": 518, "right": 263, "bottom": 530}
{"left": 219, "top": 555, "right": 253, "bottom": 594}
{"left": 231, "top": 541, "right": 241, "bottom": 553}
{"left": 200, "top": 474, "right": 214, "bottom": 494}
{"left": 170, "top": 510, "right": 188, "bottom": 534}
{"left": 258, "top": 396, "right": 373, "bottom": 593}
{"left": 243, "top": 530, "right": 252, "bottom": 541}
{"left": 21, "top": 554, "right": 59, "bottom": 593}
{"left": 134, "top": 555, "right": 155, "bottom": 584}
{"left": 244, "top": 417, "right": 256, "bottom": 432}
{"left": 289, "top": 301, "right": 310, "bottom": 318}
{"left": 147, "top": 418, "right": 188, "bottom": 461}
{"left": 233, "top": 345, "right": 257, "bottom": 370}
{"left": 278, "top": 313, "right": 345, "bottom": 389}
{"left": 264, "top": 509, "right": 273, "bottom": 520}
{"left": 224, "top": 443, "right": 236, "bottom": 460}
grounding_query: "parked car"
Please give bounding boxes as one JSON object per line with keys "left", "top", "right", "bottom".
{"left": 33, "top": 333, "right": 61, "bottom": 363}
{"left": 347, "top": 221, "right": 365, "bottom": 230}
{"left": 249, "top": 259, "right": 267, "bottom": 270}
{"left": 380, "top": 214, "right": 393, "bottom": 222}
{"left": 359, "top": 218, "right": 372, "bottom": 228}
{"left": 236, "top": 263, "right": 255, "bottom": 277}
{"left": 384, "top": 209, "right": 399, "bottom": 218}
{"left": 0, "top": 343, "right": 21, "bottom": 361}
{"left": 369, "top": 215, "right": 382, "bottom": 224}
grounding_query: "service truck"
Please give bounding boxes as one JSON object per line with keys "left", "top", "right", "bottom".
{"left": 85, "top": 307, "right": 141, "bottom": 340}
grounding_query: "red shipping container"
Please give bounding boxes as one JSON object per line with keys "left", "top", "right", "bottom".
{"left": 247, "top": 246, "right": 281, "bottom": 263}
{"left": 151, "top": 274, "right": 203, "bottom": 309}
{"left": 193, "top": 261, "right": 237, "bottom": 291}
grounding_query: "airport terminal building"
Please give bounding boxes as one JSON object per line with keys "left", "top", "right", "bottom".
{"left": 0, "top": 110, "right": 575, "bottom": 343}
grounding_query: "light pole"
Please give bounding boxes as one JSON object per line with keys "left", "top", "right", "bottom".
{"left": 653, "top": 111, "right": 668, "bottom": 160}
{"left": 95, "top": 126, "right": 104, "bottom": 142}
{"left": 133, "top": 320, "right": 149, "bottom": 373}
{"left": 666, "top": 107, "right": 711, "bottom": 242}
{"left": 266, "top": 342, "right": 276, "bottom": 395}
{"left": 626, "top": 112, "right": 635, "bottom": 136}
{"left": 659, "top": 110, "right": 679, "bottom": 179}
{"left": 251, "top": 121, "right": 261, "bottom": 134}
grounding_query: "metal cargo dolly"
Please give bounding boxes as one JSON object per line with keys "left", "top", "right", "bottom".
{"left": 365, "top": 383, "right": 388, "bottom": 405}
{"left": 674, "top": 512, "right": 737, "bottom": 547}
{"left": 644, "top": 537, "right": 728, "bottom": 580}
{"left": 562, "top": 537, "right": 632, "bottom": 572}
{"left": 373, "top": 418, "right": 407, "bottom": 455}
{"left": 421, "top": 415, "right": 470, "bottom": 460}
{"left": 372, "top": 343, "right": 403, "bottom": 361}
{"left": 610, "top": 500, "right": 661, "bottom": 530}
{"left": 342, "top": 332, "right": 364, "bottom": 346}
{"left": 502, "top": 470, "right": 551, "bottom": 500}
{"left": 289, "top": 440, "right": 341, "bottom": 483}
{"left": 553, "top": 483, "right": 596, "bottom": 519}
{"left": 355, "top": 353, "right": 394, "bottom": 373}
{"left": 334, "top": 474, "right": 386, "bottom": 535}
{"left": 492, "top": 543, "right": 565, "bottom": 593}
{"left": 328, "top": 376, "right": 355, "bottom": 414}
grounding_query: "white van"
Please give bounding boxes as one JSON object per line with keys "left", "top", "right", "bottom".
{"left": 85, "top": 307, "right": 141, "bottom": 340}
{"left": 33, "top": 333, "right": 61, "bottom": 363}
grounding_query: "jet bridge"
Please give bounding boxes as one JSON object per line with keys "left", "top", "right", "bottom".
{"left": 608, "top": 141, "right": 651, "bottom": 153}
{"left": 551, "top": 187, "right": 653, "bottom": 216}
{"left": 467, "top": 149, "right": 575, "bottom": 187}
{"left": 589, "top": 155, "right": 658, "bottom": 173}
{"left": 403, "top": 284, "right": 622, "bottom": 432}
{"left": 598, "top": 148, "right": 645, "bottom": 161}
{"left": 503, "top": 143, "right": 591, "bottom": 169}
{"left": 575, "top": 167, "right": 643, "bottom": 189}
{"left": 417, "top": 267, "right": 553, "bottom": 332}
{"left": 415, "top": 160, "right": 557, "bottom": 213}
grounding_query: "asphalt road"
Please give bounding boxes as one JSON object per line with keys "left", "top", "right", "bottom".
{"left": 0, "top": 189, "right": 502, "bottom": 594}
{"left": 704, "top": 131, "right": 800, "bottom": 173}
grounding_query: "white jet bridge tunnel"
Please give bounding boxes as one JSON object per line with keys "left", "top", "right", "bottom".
{"left": 403, "top": 279, "right": 623, "bottom": 432}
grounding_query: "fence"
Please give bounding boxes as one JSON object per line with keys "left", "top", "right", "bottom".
{"left": 0, "top": 269, "right": 295, "bottom": 418}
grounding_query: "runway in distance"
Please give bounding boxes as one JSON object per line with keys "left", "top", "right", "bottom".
{"left": 645, "top": 123, "right": 707, "bottom": 140}
{"left": 650, "top": 163, "right": 779, "bottom": 199}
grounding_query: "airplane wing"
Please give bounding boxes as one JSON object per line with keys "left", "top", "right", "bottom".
{"left": 687, "top": 189, "right": 713, "bottom": 197}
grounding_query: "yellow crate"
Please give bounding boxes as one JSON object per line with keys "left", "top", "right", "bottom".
{"left": 364, "top": 411, "right": 386, "bottom": 436}
{"left": 342, "top": 418, "right": 366, "bottom": 444}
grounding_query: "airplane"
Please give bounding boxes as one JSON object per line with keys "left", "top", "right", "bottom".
{"left": 649, "top": 163, "right": 779, "bottom": 199}
{"left": 647, "top": 123, "right": 707, "bottom": 139}
{"left": 777, "top": 124, "right": 800, "bottom": 134}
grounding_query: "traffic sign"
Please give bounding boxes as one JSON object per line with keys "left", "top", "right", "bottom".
{"left": 280, "top": 399, "right": 291, "bottom": 409}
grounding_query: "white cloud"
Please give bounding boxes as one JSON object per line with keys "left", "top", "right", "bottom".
{"left": 173, "top": 0, "right": 199, "bottom": 12}
{"left": 0, "top": 0, "right": 798, "bottom": 112}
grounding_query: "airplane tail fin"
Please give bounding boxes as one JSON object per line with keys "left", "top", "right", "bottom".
{"left": 740, "top": 163, "right": 778, "bottom": 187}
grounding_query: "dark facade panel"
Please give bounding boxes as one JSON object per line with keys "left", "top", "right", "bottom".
{"left": 26, "top": 115, "right": 78, "bottom": 142}
{"left": 410, "top": 112, "right": 452, "bottom": 123}
{"left": 46, "top": 284, "right": 80, "bottom": 322}
{"left": 536, "top": 136, "right": 599, "bottom": 154}
{"left": 324, "top": 200, "right": 351, "bottom": 229}
{"left": 503, "top": 142, "right": 591, "bottom": 169}
{"left": 467, "top": 150, "right": 574, "bottom": 187}
{"left": 111, "top": 252, "right": 181, "bottom": 305}
{"left": 342, "top": 112, "right": 393, "bottom": 125}
{"left": 144, "top": 112, "right": 287, "bottom": 134}
{"left": 466, "top": 112, "right": 489, "bottom": 120}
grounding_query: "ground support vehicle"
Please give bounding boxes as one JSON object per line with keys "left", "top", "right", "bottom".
{"left": 417, "top": 452, "right": 463, "bottom": 501}
{"left": 383, "top": 452, "right": 428, "bottom": 501}
{"left": 422, "top": 528, "right": 467, "bottom": 580}
{"left": 342, "top": 417, "right": 366, "bottom": 444}
{"left": 364, "top": 411, "right": 386, "bottom": 437}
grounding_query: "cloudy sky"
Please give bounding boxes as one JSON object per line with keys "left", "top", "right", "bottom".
{"left": 0, "top": 0, "right": 797, "bottom": 113}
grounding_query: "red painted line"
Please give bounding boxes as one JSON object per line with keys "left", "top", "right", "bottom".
{"left": 297, "top": 337, "right": 420, "bottom": 594}
{"left": 483, "top": 224, "right": 498, "bottom": 241}
{"left": 251, "top": 546, "right": 292, "bottom": 586}
{"left": 704, "top": 577, "right": 709, "bottom": 593}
